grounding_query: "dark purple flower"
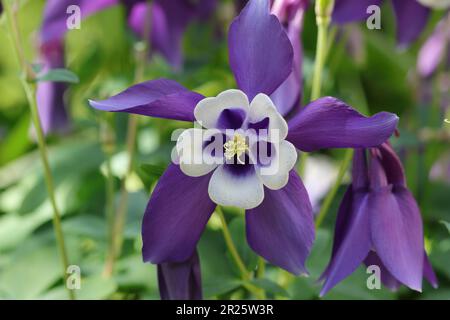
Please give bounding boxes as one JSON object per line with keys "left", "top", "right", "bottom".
{"left": 89, "top": 0, "right": 398, "bottom": 276}
{"left": 320, "top": 143, "right": 438, "bottom": 296}
{"left": 333, "top": 0, "right": 430, "bottom": 47}
{"left": 38, "top": 0, "right": 216, "bottom": 134}
{"left": 158, "top": 250, "right": 202, "bottom": 300}
{"left": 417, "top": 12, "right": 450, "bottom": 77}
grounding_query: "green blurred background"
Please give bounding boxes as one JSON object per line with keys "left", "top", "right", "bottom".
{"left": 0, "top": 0, "right": 449, "bottom": 299}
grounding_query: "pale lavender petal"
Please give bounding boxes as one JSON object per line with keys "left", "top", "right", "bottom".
{"left": 417, "top": 17, "right": 448, "bottom": 77}
{"left": 142, "top": 164, "right": 215, "bottom": 263}
{"left": 228, "top": 0, "right": 293, "bottom": 100}
{"left": 320, "top": 190, "right": 372, "bottom": 296}
{"left": 287, "top": 97, "right": 398, "bottom": 152}
{"left": 332, "top": 0, "right": 383, "bottom": 24}
{"left": 89, "top": 79, "right": 203, "bottom": 121}
{"left": 391, "top": 0, "right": 430, "bottom": 47}
{"left": 369, "top": 156, "right": 424, "bottom": 292}
{"left": 158, "top": 250, "right": 202, "bottom": 300}
{"left": 246, "top": 170, "right": 314, "bottom": 275}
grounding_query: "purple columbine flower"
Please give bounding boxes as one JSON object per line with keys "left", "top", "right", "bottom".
{"left": 417, "top": 12, "right": 450, "bottom": 78}
{"left": 158, "top": 250, "right": 202, "bottom": 300}
{"left": 37, "top": 0, "right": 216, "bottom": 134}
{"left": 320, "top": 142, "right": 438, "bottom": 296}
{"left": 333, "top": 0, "right": 430, "bottom": 48}
{"left": 89, "top": 0, "right": 398, "bottom": 277}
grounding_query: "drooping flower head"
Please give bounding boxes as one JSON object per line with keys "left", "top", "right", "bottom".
{"left": 333, "top": 0, "right": 430, "bottom": 48}
{"left": 38, "top": 0, "right": 216, "bottom": 134}
{"left": 90, "top": 0, "right": 398, "bottom": 283}
{"left": 320, "top": 142, "right": 438, "bottom": 296}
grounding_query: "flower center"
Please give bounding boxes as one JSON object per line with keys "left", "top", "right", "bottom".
{"left": 224, "top": 133, "right": 248, "bottom": 164}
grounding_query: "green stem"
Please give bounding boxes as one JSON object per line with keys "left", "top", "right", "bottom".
{"left": 2, "top": 0, "right": 74, "bottom": 299}
{"left": 216, "top": 207, "right": 265, "bottom": 299}
{"left": 216, "top": 207, "right": 249, "bottom": 280}
{"left": 315, "top": 149, "right": 353, "bottom": 228}
{"left": 103, "top": 1, "right": 152, "bottom": 276}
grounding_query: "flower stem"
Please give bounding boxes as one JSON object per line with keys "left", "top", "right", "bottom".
{"left": 298, "top": 0, "right": 335, "bottom": 177}
{"left": 103, "top": 1, "right": 153, "bottom": 276}
{"left": 216, "top": 207, "right": 265, "bottom": 299}
{"left": 2, "top": 0, "right": 74, "bottom": 299}
{"left": 315, "top": 148, "right": 353, "bottom": 228}
{"left": 310, "top": 0, "right": 334, "bottom": 101}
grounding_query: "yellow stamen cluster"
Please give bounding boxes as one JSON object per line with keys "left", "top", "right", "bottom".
{"left": 224, "top": 134, "right": 248, "bottom": 164}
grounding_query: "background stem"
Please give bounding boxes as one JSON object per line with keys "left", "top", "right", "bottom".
{"left": 2, "top": 0, "right": 74, "bottom": 299}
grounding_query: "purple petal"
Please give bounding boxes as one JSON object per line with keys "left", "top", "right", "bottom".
{"left": 369, "top": 156, "right": 424, "bottom": 291}
{"left": 417, "top": 16, "right": 448, "bottom": 78}
{"left": 332, "top": 0, "right": 383, "bottom": 24}
{"left": 246, "top": 170, "right": 314, "bottom": 275}
{"left": 320, "top": 149, "right": 368, "bottom": 281}
{"left": 364, "top": 251, "right": 402, "bottom": 291}
{"left": 36, "top": 40, "right": 70, "bottom": 135}
{"left": 142, "top": 164, "right": 215, "bottom": 263}
{"left": 287, "top": 97, "right": 399, "bottom": 152}
{"left": 89, "top": 79, "right": 203, "bottom": 122}
{"left": 228, "top": 0, "right": 293, "bottom": 100}
{"left": 158, "top": 250, "right": 203, "bottom": 300}
{"left": 320, "top": 189, "right": 372, "bottom": 296}
{"left": 391, "top": 0, "right": 429, "bottom": 48}
{"left": 40, "top": 0, "right": 118, "bottom": 44}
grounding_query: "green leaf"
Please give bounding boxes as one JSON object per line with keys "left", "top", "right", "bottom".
{"left": 35, "top": 68, "right": 79, "bottom": 83}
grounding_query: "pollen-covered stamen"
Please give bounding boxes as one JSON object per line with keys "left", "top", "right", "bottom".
{"left": 224, "top": 133, "right": 248, "bottom": 164}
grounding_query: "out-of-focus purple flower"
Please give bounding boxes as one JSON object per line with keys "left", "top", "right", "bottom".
{"left": 333, "top": 0, "right": 430, "bottom": 48}
{"left": 270, "top": 0, "right": 308, "bottom": 116}
{"left": 36, "top": 40, "right": 70, "bottom": 135}
{"left": 158, "top": 250, "right": 202, "bottom": 300}
{"left": 417, "top": 13, "right": 450, "bottom": 78}
{"left": 89, "top": 0, "right": 398, "bottom": 278}
{"left": 38, "top": 0, "right": 216, "bottom": 134}
{"left": 320, "top": 142, "right": 438, "bottom": 296}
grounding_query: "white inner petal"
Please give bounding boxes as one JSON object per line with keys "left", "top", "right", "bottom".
{"left": 256, "top": 140, "right": 297, "bottom": 190}
{"left": 208, "top": 165, "right": 264, "bottom": 209}
{"left": 194, "top": 89, "right": 249, "bottom": 129}
{"left": 247, "top": 93, "right": 288, "bottom": 141}
{"left": 176, "top": 128, "right": 220, "bottom": 177}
